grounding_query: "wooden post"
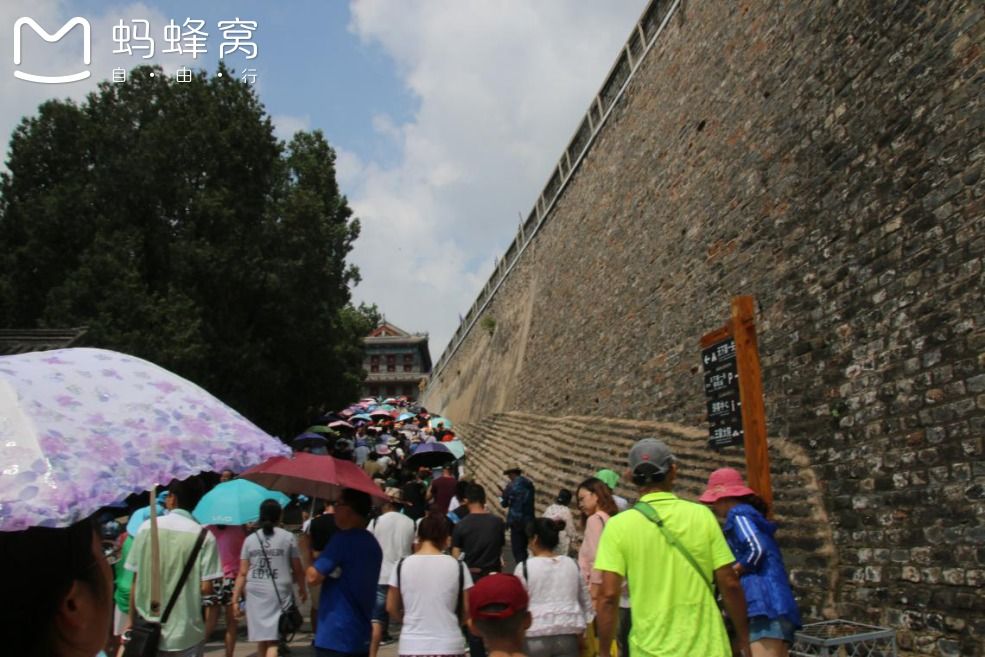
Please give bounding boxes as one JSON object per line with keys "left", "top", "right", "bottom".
{"left": 731, "top": 296, "right": 773, "bottom": 509}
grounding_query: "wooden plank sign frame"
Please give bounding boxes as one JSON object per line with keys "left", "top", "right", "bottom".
{"left": 700, "top": 295, "right": 773, "bottom": 509}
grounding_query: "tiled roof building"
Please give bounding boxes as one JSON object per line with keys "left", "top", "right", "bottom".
{"left": 363, "top": 322, "right": 431, "bottom": 401}
{"left": 0, "top": 328, "right": 88, "bottom": 356}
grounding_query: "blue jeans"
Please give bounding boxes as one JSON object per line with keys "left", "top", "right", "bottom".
{"left": 371, "top": 584, "right": 389, "bottom": 624}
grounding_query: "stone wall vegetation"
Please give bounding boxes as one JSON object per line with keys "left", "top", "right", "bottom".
{"left": 425, "top": 1, "right": 984, "bottom": 654}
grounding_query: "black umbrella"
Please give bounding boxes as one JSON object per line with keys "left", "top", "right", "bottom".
{"left": 406, "top": 443, "right": 456, "bottom": 469}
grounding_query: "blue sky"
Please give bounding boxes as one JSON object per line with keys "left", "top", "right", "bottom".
{"left": 1, "top": 0, "right": 649, "bottom": 357}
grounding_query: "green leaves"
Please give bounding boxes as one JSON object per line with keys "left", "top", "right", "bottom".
{"left": 0, "top": 65, "right": 371, "bottom": 437}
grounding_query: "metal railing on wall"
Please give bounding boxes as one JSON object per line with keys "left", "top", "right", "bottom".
{"left": 426, "top": 0, "right": 681, "bottom": 390}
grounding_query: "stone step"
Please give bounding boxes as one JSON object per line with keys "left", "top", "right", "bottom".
{"left": 489, "top": 414, "right": 747, "bottom": 473}
{"left": 466, "top": 420, "right": 807, "bottom": 519}
{"left": 476, "top": 421, "right": 732, "bottom": 496}
{"left": 458, "top": 413, "right": 825, "bottom": 542}
{"left": 467, "top": 415, "right": 815, "bottom": 504}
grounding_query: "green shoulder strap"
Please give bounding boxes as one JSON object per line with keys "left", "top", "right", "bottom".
{"left": 633, "top": 501, "right": 714, "bottom": 593}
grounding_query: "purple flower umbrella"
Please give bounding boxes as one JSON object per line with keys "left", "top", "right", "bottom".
{"left": 0, "top": 348, "right": 291, "bottom": 531}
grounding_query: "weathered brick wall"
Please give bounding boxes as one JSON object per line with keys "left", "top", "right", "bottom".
{"left": 425, "top": 1, "right": 984, "bottom": 654}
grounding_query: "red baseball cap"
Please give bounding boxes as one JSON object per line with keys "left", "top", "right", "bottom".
{"left": 468, "top": 574, "right": 529, "bottom": 620}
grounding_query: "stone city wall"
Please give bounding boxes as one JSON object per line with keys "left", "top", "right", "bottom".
{"left": 424, "top": 1, "right": 984, "bottom": 654}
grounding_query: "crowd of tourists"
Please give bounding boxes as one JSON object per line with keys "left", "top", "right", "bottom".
{"left": 3, "top": 394, "right": 803, "bottom": 657}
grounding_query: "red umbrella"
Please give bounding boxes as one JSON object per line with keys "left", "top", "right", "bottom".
{"left": 369, "top": 409, "right": 392, "bottom": 418}
{"left": 329, "top": 420, "right": 355, "bottom": 430}
{"left": 240, "top": 453, "right": 386, "bottom": 501}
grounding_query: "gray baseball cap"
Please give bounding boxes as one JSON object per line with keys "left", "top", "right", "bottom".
{"left": 628, "top": 438, "right": 674, "bottom": 475}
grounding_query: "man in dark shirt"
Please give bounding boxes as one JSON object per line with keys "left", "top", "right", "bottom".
{"left": 309, "top": 502, "right": 338, "bottom": 554}
{"left": 401, "top": 470, "right": 427, "bottom": 521}
{"left": 427, "top": 465, "right": 458, "bottom": 514}
{"left": 501, "top": 467, "right": 535, "bottom": 566}
{"left": 305, "top": 501, "right": 336, "bottom": 634}
{"left": 452, "top": 483, "right": 505, "bottom": 657}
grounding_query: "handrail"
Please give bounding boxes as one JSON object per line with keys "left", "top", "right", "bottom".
{"left": 426, "top": 0, "right": 681, "bottom": 390}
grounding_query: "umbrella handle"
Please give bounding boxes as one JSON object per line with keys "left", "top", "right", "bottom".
{"left": 149, "top": 484, "right": 161, "bottom": 614}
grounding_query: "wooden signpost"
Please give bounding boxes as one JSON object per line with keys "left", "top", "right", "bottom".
{"left": 700, "top": 296, "right": 772, "bottom": 508}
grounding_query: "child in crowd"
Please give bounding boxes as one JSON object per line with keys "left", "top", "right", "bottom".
{"left": 469, "top": 574, "right": 533, "bottom": 657}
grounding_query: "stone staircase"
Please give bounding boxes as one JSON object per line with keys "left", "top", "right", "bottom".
{"left": 457, "top": 411, "right": 837, "bottom": 620}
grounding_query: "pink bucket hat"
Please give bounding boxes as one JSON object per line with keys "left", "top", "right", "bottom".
{"left": 699, "top": 468, "right": 756, "bottom": 503}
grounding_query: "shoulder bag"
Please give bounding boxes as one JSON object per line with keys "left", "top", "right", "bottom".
{"left": 122, "top": 527, "right": 208, "bottom": 657}
{"left": 258, "top": 531, "right": 304, "bottom": 641}
{"left": 633, "top": 501, "right": 714, "bottom": 594}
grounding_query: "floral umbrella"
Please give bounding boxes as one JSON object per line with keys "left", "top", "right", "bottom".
{"left": 0, "top": 348, "right": 291, "bottom": 531}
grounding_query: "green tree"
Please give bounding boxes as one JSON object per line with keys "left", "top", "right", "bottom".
{"left": 0, "top": 65, "right": 376, "bottom": 437}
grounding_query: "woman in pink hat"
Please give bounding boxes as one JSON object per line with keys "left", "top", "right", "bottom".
{"left": 700, "top": 468, "right": 802, "bottom": 657}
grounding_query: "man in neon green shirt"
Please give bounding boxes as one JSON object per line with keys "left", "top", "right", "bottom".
{"left": 594, "top": 438, "right": 751, "bottom": 657}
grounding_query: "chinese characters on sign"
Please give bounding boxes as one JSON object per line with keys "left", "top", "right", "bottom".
{"left": 702, "top": 337, "right": 744, "bottom": 449}
{"left": 107, "top": 17, "right": 258, "bottom": 85}
{"left": 111, "top": 17, "right": 256, "bottom": 61}
{"left": 698, "top": 296, "right": 773, "bottom": 507}
{"left": 13, "top": 15, "right": 260, "bottom": 85}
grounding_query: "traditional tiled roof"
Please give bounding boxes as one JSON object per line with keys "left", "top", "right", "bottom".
{"left": 0, "top": 328, "right": 88, "bottom": 356}
{"left": 368, "top": 321, "right": 410, "bottom": 338}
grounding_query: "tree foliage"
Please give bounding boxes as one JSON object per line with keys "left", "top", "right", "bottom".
{"left": 0, "top": 65, "right": 377, "bottom": 437}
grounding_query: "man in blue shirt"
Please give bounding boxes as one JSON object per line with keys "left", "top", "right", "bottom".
{"left": 500, "top": 466, "right": 535, "bottom": 566}
{"left": 307, "top": 488, "right": 383, "bottom": 657}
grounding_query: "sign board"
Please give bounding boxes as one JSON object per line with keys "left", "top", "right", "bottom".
{"left": 699, "top": 296, "right": 773, "bottom": 509}
{"left": 702, "top": 337, "right": 743, "bottom": 448}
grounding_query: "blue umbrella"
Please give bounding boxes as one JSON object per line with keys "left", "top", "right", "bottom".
{"left": 444, "top": 440, "right": 467, "bottom": 460}
{"left": 126, "top": 504, "right": 163, "bottom": 536}
{"left": 193, "top": 479, "right": 290, "bottom": 525}
{"left": 397, "top": 412, "right": 415, "bottom": 422}
{"left": 351, "top": 413, "right": 373, "bottom": 422}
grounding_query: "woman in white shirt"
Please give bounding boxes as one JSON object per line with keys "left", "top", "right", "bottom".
{"left": 514, "top": 517, "right": 593, "bottom": 657}
{"left": 387, "top": 513, "right": 473, "bottom": 657}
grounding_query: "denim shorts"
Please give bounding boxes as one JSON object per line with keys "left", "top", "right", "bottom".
{"left": 372, "top": 584, "right": 389, "bottom": 623}
{"left": 749, "top": 615, "right": 796, "bottom": 644}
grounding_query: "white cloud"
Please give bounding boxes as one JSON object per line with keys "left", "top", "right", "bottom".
{"left": 0, "top": 0, "right": 651, "bottom": 363}
{"left": 271, "top": 113, "right": 311, "bottom": 141}
{"left": 344, "top": 0, "right": 649, "bottom": 358}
